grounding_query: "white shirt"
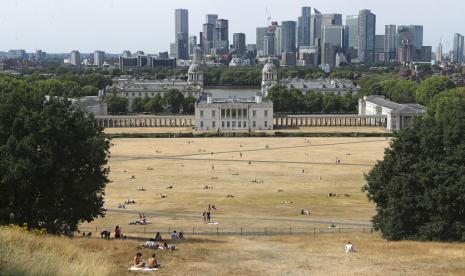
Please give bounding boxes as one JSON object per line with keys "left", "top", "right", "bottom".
{"left": 345, "top": 243, "right": 353, "bottom": 253}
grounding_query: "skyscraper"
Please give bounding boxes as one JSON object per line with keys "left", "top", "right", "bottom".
{"left": 256, "top": 27, "right": 268, "bottom": 55}
{"left": 358, "top": 9, "right": 376, "bottom": 65}
{"left": 233, "top": 33, "right": 246, "bottom": 55}
{"left": 214, "top": 19, "right": 229, "bottom": 51}
{"left": 322, "top": 14, "right": 342, "bottom": 26}
{"left": 345, "top": 15, "right": 359, "bottom": 49}
{"left": 189, "top": 36, "right": 197, "bottom": 55}
{"left": 94, "top": 50, "right": 105, "bottom": 67}
{"left": 205, "top": 14, "right": 218, "bottom": 25}
{"left": 203, "top": 23, "right": 215, "bottom": 54}
{"left": 436, "top": 42, "right": 443, "bottom": 63}
{"left": 263, "top": 33, "right": 276, "bottom": 57}
{"left": 397, "top": 25, "right": 423, "bottom": 50}
{"left": 310, "top": 9, "right": 323, "bottom": 46}
{"left": 453, "top": 33, "right": 464, "bottom": 64}
{"left": 281, "top": 21, "right": 297, "bottom": 54}
{"left": 298, "top": 6, "right": 312, "bottom": 47}
{"left": 70, "top": 50, "right": 81, "bottom": 67}
{"left": 175, "top": 9, "right": 189, "bottom": 60}
{"left": 384, "top": 25, "right": 397, "bottom": 62}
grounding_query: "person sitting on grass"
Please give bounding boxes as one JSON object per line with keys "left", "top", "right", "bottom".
{"left": 147, "top": 254, "right": 158, "bottom": 269}
{"left": 155, "top": 232, "right": 162, "bottom": 241}
{"left": 345, "top": 241, "right": 355, "bottom": 253}
{"left": 115, "top": 226, "right": 122, "bottom": 239}
{"left": 133, "top": 253, "right": 145, "bottom": 268}
{"left": 171, "top": 230, "right": 179, "bottom": 240}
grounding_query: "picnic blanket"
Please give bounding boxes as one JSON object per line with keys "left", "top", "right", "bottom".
{"left": 128, "top": 267, "right": 158, "bottom": 272}
{"left": 208, "top": 222, "right": 219, "bottom": 225}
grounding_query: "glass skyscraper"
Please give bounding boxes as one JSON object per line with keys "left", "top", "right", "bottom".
{"left": 358, "top": 9, "right": 376, "bottom": 64}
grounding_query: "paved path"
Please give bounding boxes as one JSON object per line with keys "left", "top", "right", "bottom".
{"left": 106, "top": 208, "right": 371, "bottom": 228}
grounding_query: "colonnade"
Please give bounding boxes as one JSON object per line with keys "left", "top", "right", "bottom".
{"left": 95, "top": 116, "right": 195, "bottom": 128}
{"left": 273, "top": 115, "right": 387, "bottom": 127}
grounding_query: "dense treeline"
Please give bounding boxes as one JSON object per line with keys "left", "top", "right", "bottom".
{"left": 267, "top": 85, "right": 358, "bottom": 114}
{"left": 364, "top": 87, "right": 465, "bottom": 241}
{"left": 105, "top": 89, "right": 196, "bottom": 115}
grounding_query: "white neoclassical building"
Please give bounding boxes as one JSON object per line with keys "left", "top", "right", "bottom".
{"left": 195, "top": 94, "right": 273, "bottom": 131}
{"left": 359, "top": 95, "right": 426, "bottom": 131}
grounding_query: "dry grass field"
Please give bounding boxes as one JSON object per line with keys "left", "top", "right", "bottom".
{"left": 3, "top": 227, "right": 465, "bottom": 276}
{"left": 82, "top": 137, "right": 389, "bottom": 234}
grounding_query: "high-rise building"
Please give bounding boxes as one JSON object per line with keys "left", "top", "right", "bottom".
{"left": 358, "top": 9, "right": 376, "bottom": 65}
{"left": 322, "top": 14, "right": 342, "bottom": 26}
{"left": 263, "top": 33, "right": 276, "bottom": 57}
{"left": 203, "top": 23, "right": 215, "bottom": 54}
{"left": 275, "top": 25, "right": 283, "bottom": 56}
{"left": 256, "top": 27, "right": 268, "bottom": 55}
{"left": 214, "top": 19, "right": 229, "bottom": 51}
{"left": 8, "top": 49, "right": 27, "bottom": 59}
{"left": 281, "top": 21, "right": 297, "bottom": 54}
{"left": 436, "top": 42, "right": 443, "bottom": 63}
{"left": 205, "top": 14, "right": 218, "bottom": 25}
{"left": 345, "top": 15, "right": 359, "bottom": 49}
{"left": 70, "top": 50, "right": 81, "bottom": 67}
{"left": 175, "top": 9, "right": 189, "bottom": 38}
{"left": 233, "top": 33, "right": 246, "bottom": 56}
{"left": 322, "top": 25, "right": 344, "bottom": 48}
{"left": 310, "top": 9, "right": 323, "bottom": 46}
{"left": 375, "top": 35, "right": 385, "bottom": 63}
{"left": 453, "top": 33, "right": 464, "bottom": 64}
{"left": 384, "top": 25, "right": 397, "bottom": 62}
{"left": 94, "top": 50, "right": 105, "bottom": 67}
{"left": 175, "top": 9, "right": 189, "bottom": 60}
{"left": 397, "top": 25, "right": 423, "bottom": 50}
{"left": 322, "top": 43, "right": 335, "bottom": 66}
{"left": 189, "top": 36, "right": 197, "bottom": 55}
{"left": 298, "top": 6, "right": 312, "bottom": 47}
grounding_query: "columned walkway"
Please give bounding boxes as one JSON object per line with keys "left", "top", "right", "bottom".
{"left": 95, "top": 116, "right": 195, "bottom": 128}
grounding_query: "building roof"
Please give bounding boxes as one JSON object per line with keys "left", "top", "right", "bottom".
{"left": 281, "top": 78, "right": 360, "bottom": 91}
{"left": 364, "top": 95, "right": 426, "bottom": 113}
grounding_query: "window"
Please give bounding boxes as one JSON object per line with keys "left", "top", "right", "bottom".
{"left": 212, "top": 110, "right": 216, "bottom": 117}
{"left": 238, "top": 121, "right": 242, "bottom": 128}
{"left": 265, "top": 121, "right": 268, "bottom": 127}
{"left": 200, "top": 121, "right": 204, "bottom": 128}
{"left": 200, "top": 110, "right": 204, "bottom": 117}
{"left": 264, "top": 110, "right": 268, "bottom": 117}
{"left": 222, "top": 121, "right": 225, "bottom": 128}
{"left": 152, "top": 93, "right": 155, "bottom": 96}
{"left": 227, "top": 121, "right": 230, "bottom": 128}
{"left": 243, "top": 109, "right": 247, "bottom": 117}
{"left": 243, "top": 121, "right": 247, "bottom": 128}
{"left": 232, "top": 109, "right": 236, "bottom": 118}
{"left": 232, "top": 121, "right": 236, "bottom": 128}
{"left": 125, "top": 93, "right": 129, "bottom": 97}
{"left": 221, "top": 109, "right": 225, "bottom": 118}
{"left": 132, "top": 92, "right": 135, "bottom": 96}
{"left": 226, "top": 109, "right": 230, "bottom": 118}
{"left": 238, "top": 109, "right": 242, "bottom": 118}
{"left": 252, "top": 110, "right": 256, "bottom": 117}
{"left": 138, "top": 93, "right": 141, "bottom": 96}
{"left": 212, "top": 121, "right": 216, "bottom": 128}
{"left": 253, "top": 121, "right": 256, "bottom": 127}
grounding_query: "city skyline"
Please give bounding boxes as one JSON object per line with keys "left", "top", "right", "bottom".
{"left": 1, "top": 0, "right": 464, "bottom": 53}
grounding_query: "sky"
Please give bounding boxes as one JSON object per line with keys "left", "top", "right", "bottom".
{"left": 1, "top": 0, "right": 463, "bottom": 53}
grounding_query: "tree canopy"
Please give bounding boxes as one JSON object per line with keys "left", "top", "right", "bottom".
{"left": 363, "top": 87, "right": 465, "bottom": 241}
{"left": 0, "top": 77, "right": 110, "bottom": 234}
{"left": 415, "top": 76, "right": 456, "bottom": 106}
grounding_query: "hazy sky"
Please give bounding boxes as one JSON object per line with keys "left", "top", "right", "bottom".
{"left": 1, "top": 0, "right": 463, "bottom": 53}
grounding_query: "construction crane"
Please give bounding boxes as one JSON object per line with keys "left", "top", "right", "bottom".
{"left": 265, "top": 6, "right": 271, "bottom": 27}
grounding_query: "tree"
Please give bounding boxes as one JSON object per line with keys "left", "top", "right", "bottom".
{"left": 363, "top": 88, "right": 465, "bottom": 241}
{"left": 0, "top": 85, "right": 110, "bottom": 234}
{"left": 105, "top": 94, "right": 128, "bottom": 114}
{"left": 416, "top": 76, "right": 456, "bottom": 106}
{"left": 80, "top": 85, "right": 99, "bottom": 97}
{"left": 132, "top": 97, "right": 148, "bottom": 113}
{"left": 183, "top": 94, "right": 197, "bottom": 114}
{"left": 144, "top": 94, "right": 164, "bottom": 114}
{"left": 379, "top": 80, "right": 418, "bottom": 103}
{"left": 303, "top": 91, "right": 322, "bottom": 113}
{"left": 163, "top": 89, "right": 184, "bottom": 114}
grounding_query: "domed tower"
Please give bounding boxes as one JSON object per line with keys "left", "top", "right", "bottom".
{"left": 187, "top": 48, "right": 204, "bottom": 91}
{"left": 261, "top": 58, "right": 278, "bottom": 97}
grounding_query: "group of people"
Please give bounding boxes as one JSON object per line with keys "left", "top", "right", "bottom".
{"left": 133, "top": 253, "right": 159, "bottom": 269}
{"left": 202, "top": 205, "right": 217, "bottom": 223}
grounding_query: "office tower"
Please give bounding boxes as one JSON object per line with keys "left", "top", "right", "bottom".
{"left": 298, "top": 6, "right": 312, "bottom": 47}
{"left": 70, "top": 50, "right": 81, "bottom": 67}
{"left": 233, "top": 33, "right": 246, "bottom": 55}
{"left": 282, "top": 52, "right": 297, "bottom": 66}
{"left": 8, "top": 49, "right": 27, "bottom": 59}
{"left": 214, "top": 19, "right": 229, "bottom": 50}
{"left": 94, "top": 50, "right": 105, "bottom": 67}
{"left": 345, "top": 15, "right": 359, "bottom": 49}
{"left": 358, "top": 9, "right": 376, "bottom": 65}
{"left": 189, "top": 36, "right": 197, "bottom": 55}
{"left": 281, "top": 21, "right": 297, "bottom": 54}
{"left": 322, "top": 43, "right": 335, "bottom": 66}
{"left": 199, "top": 32, "right": 204, "bottom": 48}
{"left": 310, "top": 9, "right": 323, "bottom": 46}
{"left": 175, "top": 9, "right": 189, "bottom": 60}
{"left": 397, "top": 25, "right": 423, "bottom": 49}
{"left": 275, "top": 25, "right": 283, "bottom": 56}
{"left": 323, "top": 25, "right": 344, "bottom": 48}
{"left": 263, "top": 33, "right": 276, "bottom": 56}
{"left": 203, "top": 23, "right": 215, "bottom": 54}
{"left": 436, "top": 42, "right": 443, "bottom": 62}
{"left": 375, "top": 35, "right": 385, "bottom": 63}
{"left": 256, "top": 27, "right": 268, "bottom": 55}
{"left": 384, "top": 25, "right": 397, "bottom": 62}
{"left": 397, "top": 41, "right": 413, "bottom": 64}
{"left": 35, "top": 49, "right": 46, "bottom": 62}
{"left": 322, "top": 14, "right": 342, "bottom": 26}
{"left": 206, "top": 14, "right": 218, "bottom": 25}
{"left": 453, "top": 33, "right": 464, "bottom": 64}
